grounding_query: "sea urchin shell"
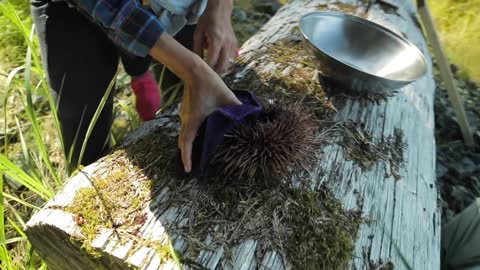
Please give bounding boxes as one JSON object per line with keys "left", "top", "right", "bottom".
{"left": 213, "top": 99, "right": 318, "bottom": 184}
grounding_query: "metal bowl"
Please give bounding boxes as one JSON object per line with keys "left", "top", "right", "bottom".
{"left": 299, "top": 11, "right": 427, "bottom": 92}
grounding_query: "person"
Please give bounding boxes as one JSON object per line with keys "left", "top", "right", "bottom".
{"left": 120, "top": 0, "right": 209, "bottom": 122}
{"left": 30, "top": 0, "right": 241, "bottom": 174}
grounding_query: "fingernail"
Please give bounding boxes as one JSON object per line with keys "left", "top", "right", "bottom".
{"left": 184, "top": 165, "right": 191, "bottom": 173}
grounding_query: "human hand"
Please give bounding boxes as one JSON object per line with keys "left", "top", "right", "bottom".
{"left": 193, "top": 0, "right": 237, "bottom": 74}
{"left": 178, "top": 63, "right": 241, "bottom": 172}
{"left": 149, "top": 33, "right": 240, "bottom": 172}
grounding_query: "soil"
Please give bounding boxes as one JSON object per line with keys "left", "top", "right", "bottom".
{"left": 434, "top": 65, "right": 480, "bottom": 225}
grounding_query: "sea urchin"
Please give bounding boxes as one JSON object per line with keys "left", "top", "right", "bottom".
{"left": 213, "top": 99, "right": 318, "bottom": 184}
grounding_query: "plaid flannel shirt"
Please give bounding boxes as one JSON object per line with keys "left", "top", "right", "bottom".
{"left": 67, "top": 0, "right": 165, "bottom": 57}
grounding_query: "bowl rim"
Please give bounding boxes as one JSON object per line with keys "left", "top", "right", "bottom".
{"left": 298, "top": 11, "right": 427, "bottom": 83}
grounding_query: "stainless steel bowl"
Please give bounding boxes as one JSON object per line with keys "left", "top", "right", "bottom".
{"left": 299, "top": 11, "right": 427, "bottom": 92}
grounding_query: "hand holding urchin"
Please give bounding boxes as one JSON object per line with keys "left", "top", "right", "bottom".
{"left": 213, "top": 99, "right": 318, "bottom": 185}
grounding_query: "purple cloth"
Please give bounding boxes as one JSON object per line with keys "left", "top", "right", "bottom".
{"left": 177, "top": 90, "right": 262, "bottom": 177}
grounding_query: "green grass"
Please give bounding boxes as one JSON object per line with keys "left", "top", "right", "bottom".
{"left": 429, "top": 0, "right": 480, "bottom": 81}
{"left": 0, "top": 0, "right": 142, "bottom": 268}
{"left": 0, "top": 0, "right": 34, "bottom": 69}
{"left": 0, "top": 0, "right": 175, "bottom": 267}
{"left": 0, "top": 0, "right": 68, "bottom": 265}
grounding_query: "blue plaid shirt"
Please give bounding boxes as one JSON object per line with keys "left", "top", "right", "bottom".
{"left": 67, "top": 0, "right": 165, "bottom": 57}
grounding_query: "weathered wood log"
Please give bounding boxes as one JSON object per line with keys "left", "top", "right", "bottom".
{"left": 26, "top": 0, "right": 440, "bottom": 269}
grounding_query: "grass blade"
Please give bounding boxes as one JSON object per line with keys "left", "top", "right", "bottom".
{"left": 68, "top": 108, "right": 86, "bottom": 169}
{"left": 3, "top": 192, "right": 41, "bottom": 210}
{"left": 5, "top": 236, "right": 26, "bottom": 245}
{"left": 22, "top": 26, "right": 61, "bottom": 186}
{"left": 0, "top": 171, "right": 13, "bottom": 270}
{"left": 0, "top": 1, "right": 42, "bottom": 71}
{"left": 0, "top": 154, "right": 52, "bottom": 200}
{"left": 15, "top": 116, "right": 31, "bottom": 168}
{"left": 7, "top": 217, "right": 26, "bottom": 238}
{"left": 31, "top": 72, "right": 68, "bottom": 172}
{"left": 39, "top": 75, "right": 68, "bottom": 171}
{"left": 117, "top": 100, "right": 140, "bottom": 129}
{"left": 77, "top": 73, "right": 117, "bottom": 166}
{"left": 109, "top": 132, "right": 117, "bottom": 147}
{"left": 13, "top": 115, "right": 50, "bottom": 190}
{"left": 3, "top": 66, "right": 25, "bottom": 153}
{"left": 159, "top": 83, "right": 182, "bottom": 113}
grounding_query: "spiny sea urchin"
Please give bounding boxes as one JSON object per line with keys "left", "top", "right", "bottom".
{"left": 213, "top": 99, "right": 318, "bottom": 184}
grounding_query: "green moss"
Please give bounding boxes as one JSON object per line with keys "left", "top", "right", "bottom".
{"left": 67, "top": 187, "right": 111, "bottom": 258}
{"left": 64, "top": 116, "right": 363, "bottom": 269}
{"left": 283, "top": 188, "right": 362, "bottom": 269}
{"left": 131, "top": 196, "right": 141, "bottom": 209}
{"left": 157, "top": 174, "right": 362, "bottom": 268}
{"left": 65, "top": 142, "right": 179, "bottom": 265}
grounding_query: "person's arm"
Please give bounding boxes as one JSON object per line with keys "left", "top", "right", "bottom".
{"left": 70, "top": 0, "right": 241, "bottom": 172}
{"left": 150, "top": 34, "right": 241, "bottom": 172}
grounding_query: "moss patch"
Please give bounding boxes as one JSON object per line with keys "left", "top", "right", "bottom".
{"left": 127, "top": 127, "right": 362, "bottom": 268}
{"left": 65, "top": 134, "right": 180, "bottom": 265}
{"left": 65, "top": 123, "right": 363, "bottom": 269}
{"left": 156, "top": 177, "right": 362, "bottom": 269}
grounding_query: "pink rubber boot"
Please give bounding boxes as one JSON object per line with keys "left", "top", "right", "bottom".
{"left": 131, "top": 71, "right": 161, "bottom": 121}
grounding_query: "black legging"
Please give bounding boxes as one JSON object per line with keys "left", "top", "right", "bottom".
{"left": 31, "top": 0, "right": 194, "bottom": 173}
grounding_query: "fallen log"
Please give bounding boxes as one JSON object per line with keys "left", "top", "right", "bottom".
{"left": 26, "top": 0, "right": 440, "bottom": 269}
